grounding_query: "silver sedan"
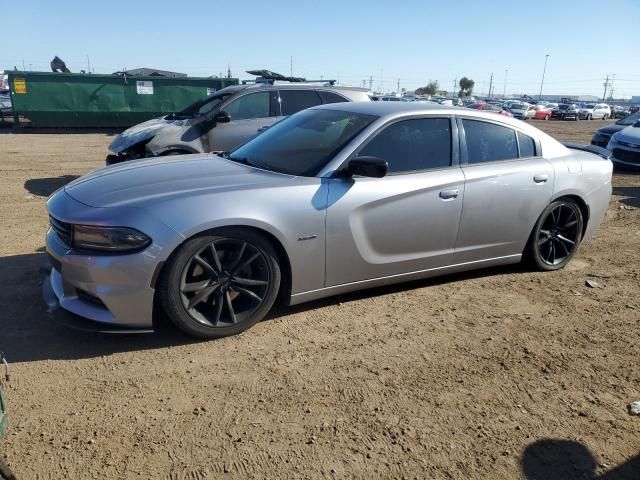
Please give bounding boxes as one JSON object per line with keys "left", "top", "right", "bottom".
{"left": 43, "top": 102, "right": 613, "bottom": 338}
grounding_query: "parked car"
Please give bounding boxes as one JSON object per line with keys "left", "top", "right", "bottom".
{"left": 532, "top": 105, "right": 553, "bottom": 120}
{"left": 508, "top": 102, "right": 536, "bottom": 120}
{"left": 579, "top": 103, "right": 611, "bottom": 120}
{"left": 552, "top": 104, "right": 581, "bottom": 121}
{"left": 106, "top": 83, "right": 370, "bottom": 165}
{"left": 468, "top": 102, "right": 513, "bottom": 116}
{"left": 607, "top": 121, "right": 640, "bottom": 170}
{"left": 44, "top": 102, "right": 612, "bottom": 339}
{"left": 611, "top": 106, "right": 630, "bottom": 119}
{"left": 591, "top": 111, "right": 640, "bottom": 147}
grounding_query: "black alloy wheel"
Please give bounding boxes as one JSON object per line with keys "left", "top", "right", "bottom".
{"left": 528, "top": 200, "right": 583, "bottom": 271}
{"left": 160, "top": 229, "right": 281, "bottom": 338}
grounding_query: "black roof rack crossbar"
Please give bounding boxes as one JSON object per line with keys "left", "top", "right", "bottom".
{"left": 245, "top": 69, "right": 336, "bottom": 86}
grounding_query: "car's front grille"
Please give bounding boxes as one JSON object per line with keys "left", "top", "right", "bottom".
{"left": 612, "top": 148, "right": 640, "bottom": 164}
{"left": 49, "top": 215, "right": 72, "bottom": 247}
{"left": 619, "top": 140, "right": 640, "bottom": 149}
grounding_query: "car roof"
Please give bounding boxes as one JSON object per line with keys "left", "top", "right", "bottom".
{"left": 241, "top": 83, "right": 369, "bottom": 92}
{"left": 314, "top": 101, "right": 457, "bottom": 116}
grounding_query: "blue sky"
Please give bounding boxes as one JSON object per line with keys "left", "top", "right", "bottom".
{"left": 2, "top": 0, "right": 639, "bottom": 97}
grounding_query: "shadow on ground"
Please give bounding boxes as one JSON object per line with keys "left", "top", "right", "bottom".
{"left": 24, "top": 175, "right": 79, "bottom": 197}
{"left": 613, "top": 186, "right": 640, "bottom": 209}
{"left": 0, "top": 251, "right": 529, "bottom": 364}
{"left": 521, "top": 439, "right": 640, "bottom": 479}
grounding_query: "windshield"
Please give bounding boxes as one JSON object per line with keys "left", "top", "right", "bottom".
{"left": 510, "top": 103, "right": 526, "bottom": 109}
{"left": 559, "top": 105, "right": 570, "bottom": 110}
{"left": 227, "top": 109, "right": 376, "bottom": 176}
{"left": 170, "top": 92, "right": 233, "bottom": 119}
{"left": 618, "top": 111, "right": 640, "bottom": 125}
{"left": 585, "top": 104, "right": 595, "bottom": 109}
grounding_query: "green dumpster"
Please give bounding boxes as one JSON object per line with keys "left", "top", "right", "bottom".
{"left": 6, "top": 71, "right": 238, "bottom": 128}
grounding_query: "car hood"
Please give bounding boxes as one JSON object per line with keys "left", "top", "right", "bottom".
{"left": 64, "top": 154, "right": 295, "bottom": 208}
{"left": 108, "top": 116, "right": 191, "bottom": 153}
{"left": 614, "top": 125, "right": 640, "bottom": 144}
{"left": 596, "top": 124, "right": 626, "bottom": 136}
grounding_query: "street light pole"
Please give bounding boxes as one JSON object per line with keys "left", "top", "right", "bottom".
{"left": 538, "top": 54, "right": 549, "bottom": 100}
{"left": 503, "top": 69, "right": 508, "bottom": 98}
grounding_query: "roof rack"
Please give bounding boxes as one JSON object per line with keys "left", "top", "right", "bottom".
{"left": 243, "top": 69, "right": 336, "bottom": 86}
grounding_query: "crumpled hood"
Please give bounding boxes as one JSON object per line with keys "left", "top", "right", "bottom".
{"left": 108, "top": 116, "right": 190, "bottom": 153}
{"left": 64, "top": 154, "right": 294, "bottom": 208}
{"left": 613, "top": 124, "right": 640, "bottom": 145}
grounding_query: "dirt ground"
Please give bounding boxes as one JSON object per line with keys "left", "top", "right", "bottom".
{"left": 0, "top": 119, "right": 638, "bottom": 479}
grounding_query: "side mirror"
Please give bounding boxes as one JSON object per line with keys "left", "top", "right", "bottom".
{"left": 343, "top": 156, "right": 388, "bottom": 178}
{"left": 214, "top": 111, "right": 231, "bottom": 123}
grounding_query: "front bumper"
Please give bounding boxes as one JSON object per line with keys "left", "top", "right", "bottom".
{"left": 44, "top": 228, "right": 158, "bottom": 331}
{"left": 42, "top": 267, "right": 154, "bottom": 333}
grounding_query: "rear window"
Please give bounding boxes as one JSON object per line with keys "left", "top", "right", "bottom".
{"left": 518, "top": 131, "right": 536, "bottom": 157}
{"left": 463, "top": 119, "right": 518, "bottom": 164}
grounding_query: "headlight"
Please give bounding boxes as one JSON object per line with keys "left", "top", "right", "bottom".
{"left": 72, "top": 225, "right": 151, "bottom": 252}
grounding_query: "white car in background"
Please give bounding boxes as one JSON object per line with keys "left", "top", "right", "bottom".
{"left": 509, "top": 102, "right": 536, "bottom": 120}
{"left": 579, "top": 103, "right": 611, "bottom": 120}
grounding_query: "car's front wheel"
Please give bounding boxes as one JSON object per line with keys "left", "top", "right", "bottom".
{"left": 159, "top": 229, "right": 281, "bottom": 339}
{"left": 527, "top": 199, "right": 583, "bottom": 271}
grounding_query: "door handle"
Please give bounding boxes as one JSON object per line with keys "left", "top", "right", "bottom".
{"left": 439, "top": 189, "right": 459, "bottom": 200}
{"left": 533, "top": 174, "right": 549, "bottom": 183}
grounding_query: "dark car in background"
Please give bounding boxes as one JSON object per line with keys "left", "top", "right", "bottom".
{"left": 591, "top": 111, "right": 640, "bottom": 148}
{"left": 552, "top": 103, "right": 581, "bottom": 121}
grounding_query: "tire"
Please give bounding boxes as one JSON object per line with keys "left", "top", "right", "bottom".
{"left": 575, "top": 115, "right": 579, "bottom": 121}
{"left": 545, "top": 115, "right": 550, "bottom": 121}
{"left": 0, "top": 457, "right": 16, "bottom": 480}
{"left": 158, "top": 228, "right": 281, "bottom": 339}
{"left": 603, "top": 114, "right": 609, "bottom": 120}
{"left": 526, "top": 199, "right": 584, "bottom": 271}
{"left": 587, "top": 114, "right": 592, "bottom": 120}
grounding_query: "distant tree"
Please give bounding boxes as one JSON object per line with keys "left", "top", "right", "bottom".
{"left": 458, "top": 77, "right": 475, "bottom": 97}
{"left": 416, "top": 80, "right": 439, "bottom": 96}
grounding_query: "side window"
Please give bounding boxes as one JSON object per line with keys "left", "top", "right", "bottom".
{"left": 359, "top": 118, "right": 451, "bottom": 174}
{"left": 518, "top": 131, "right": 536, "bottom": 158}
{"left": 318, "top": 90, "right": 348, "bottom": 104}
{"left": 462, "top": 119, "right": 518, "bottom": 164}
{"left": 279, "top": 90, "right": 322, "bottom": 116}
{"left": 224, "top": 92, "right": 270, "bottom": 121}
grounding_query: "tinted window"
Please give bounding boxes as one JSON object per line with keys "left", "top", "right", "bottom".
{"left": 318, "top": 90, "right": 348, "bottom": 104}
{"left": 463, "top": 119, "right": 518, "bottom": 164}
{"left": 279, "top": 90, "right": 322, "bottom": 116}
{"left": 228, "top": 109, "right": 375, "bottom": 176}
{"left": 359, "top": 118, "right": 452, "bottom": 173}
{"left": 518, "top": 131, "right": 536, "bottom": 157}
{"left": 224, "top": 92, "right": 270, "bottom": 120}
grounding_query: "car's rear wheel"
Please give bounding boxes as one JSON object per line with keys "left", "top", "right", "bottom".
{"left": 527, "top": 200, "right": 583, "bottom": 271}
{"left": 159, "top": 229, "right": 281, "bottom": 339}
{"left": 544, "top": 115, "right": 550, "bottom": 120}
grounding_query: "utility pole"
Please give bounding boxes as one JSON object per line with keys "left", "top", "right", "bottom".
{"left": 453, "top": 78, "right": 457, "bottom": 97}
{"left": 397, "top": 78, "right": 400, "bottom": 94}
{"left": 602, "top": 75, "right": 610, "bottom": 101}
{"left": 488, "top": 72, "right": 493, "bottom": 99}
{"left": 503, "top": 69, "right": 508, "bottom": 98}
{"left": 369, "top": 75, "right": 373, "bottom": 92}
{"left": 609, "top": 74, "right": 615, "bottom": 100}
{"left": 538, "top": 54, "right": 550, "bottom": 99}
{"left": 87, "top": 55, "right": 91, "bottom": 73}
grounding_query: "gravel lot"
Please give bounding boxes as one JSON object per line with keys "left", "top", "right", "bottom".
{"left": 0, "top": 119, "right": 638, "bottom": 479}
